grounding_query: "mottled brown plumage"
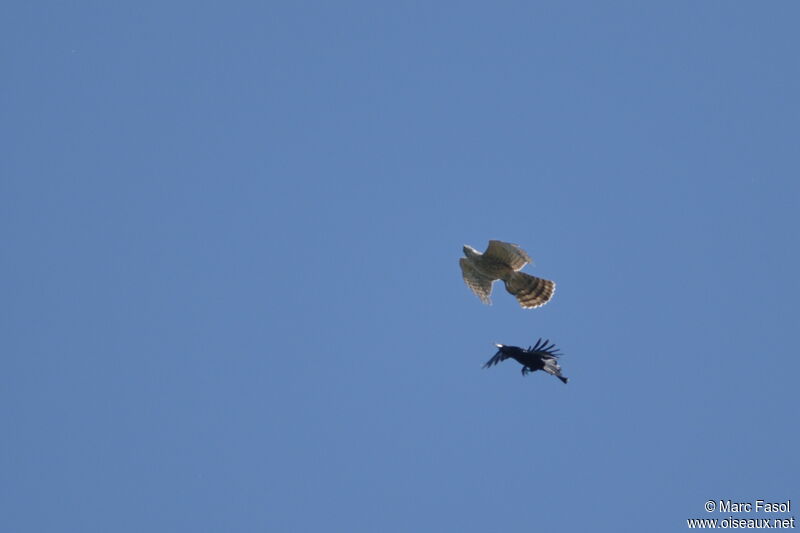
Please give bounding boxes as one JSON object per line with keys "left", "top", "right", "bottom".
{"left": 459, "top": 240, "right": 555, "bottom": 308}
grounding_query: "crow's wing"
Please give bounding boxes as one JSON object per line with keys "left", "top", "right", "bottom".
{"left": 528, "top": 338, "right": 562, "bottom": 359}
{"left": 483, "top": 344, "right": 513, "bottom": 368}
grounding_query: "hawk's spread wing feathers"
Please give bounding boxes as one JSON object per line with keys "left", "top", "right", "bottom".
{"left": 459, "top": 258, "right": 494, "bottom": 305}
{"left": 485, "top": 240, "right": 531, "bottom": 271}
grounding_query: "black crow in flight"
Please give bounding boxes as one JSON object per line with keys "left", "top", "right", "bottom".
{"left": 483, "top": 339, "right": 568, "bottom": 384}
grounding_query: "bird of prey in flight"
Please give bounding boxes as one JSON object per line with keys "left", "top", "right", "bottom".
{"left": 483, "top": 339, "right": 569, "bottom": 384}
{"left": 460, "top": 240, "right": 555, "bottom": 308}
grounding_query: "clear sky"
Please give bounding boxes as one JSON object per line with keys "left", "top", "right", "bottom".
{"left": 2, "top": 2, "right": 798, "bottom": 532}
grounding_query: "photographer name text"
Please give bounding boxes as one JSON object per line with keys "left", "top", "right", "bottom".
{"left": 706, "top": 500, "right": 792, "bottom": 513}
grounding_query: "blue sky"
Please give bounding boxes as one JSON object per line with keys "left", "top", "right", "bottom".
{"left": 2, "top": 2, "right": 798, "bottom": 532}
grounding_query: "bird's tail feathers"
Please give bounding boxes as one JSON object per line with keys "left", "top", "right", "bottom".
{"left": 542, "top": 358, "right": 568, "bottom": 384}
{"left": 504, "top": 272, "right": 555, "bottom": 309}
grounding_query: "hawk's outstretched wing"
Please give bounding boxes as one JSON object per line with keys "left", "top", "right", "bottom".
{"left": 459, "top": 258, "right": 494, "bottom": 305}
{"left": 485, "top": 240, "right": 531, "bottom": 271}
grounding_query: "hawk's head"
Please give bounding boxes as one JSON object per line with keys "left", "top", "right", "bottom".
{"left": 462, "top": 245, "right": 480, "bottom": 258}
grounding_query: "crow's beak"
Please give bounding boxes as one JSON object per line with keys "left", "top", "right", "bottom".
{"left": 494, "top": 343, "right": 504, "bottom": 348}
